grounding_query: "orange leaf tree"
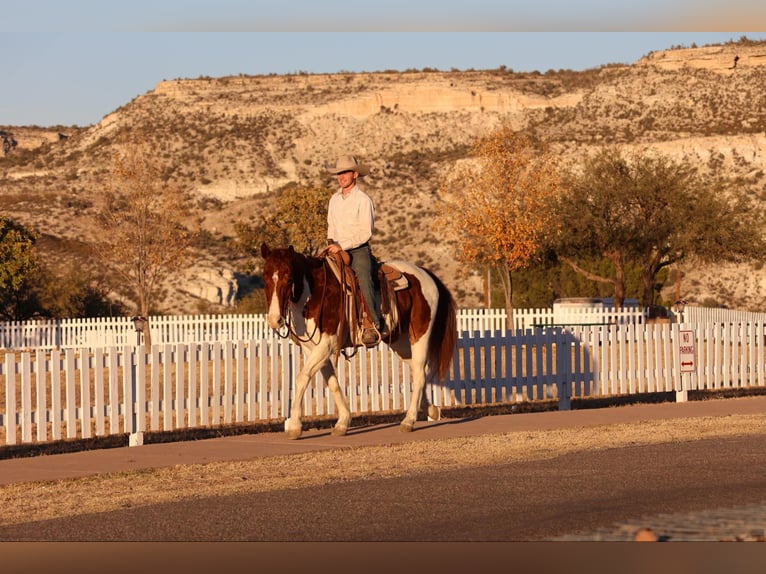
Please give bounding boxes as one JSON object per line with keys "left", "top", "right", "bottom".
{"left": 439, "top": 126, "right": 561, "bottom": 328}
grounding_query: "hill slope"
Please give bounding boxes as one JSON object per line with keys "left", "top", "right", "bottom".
{"left": 2, "top": 39, "right": 766, "bottom": 314}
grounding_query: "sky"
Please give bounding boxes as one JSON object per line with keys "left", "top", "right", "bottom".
{"left": 3, "top": 1, "right": 766, "bottom": 127}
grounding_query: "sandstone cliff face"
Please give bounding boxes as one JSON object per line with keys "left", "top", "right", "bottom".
{"left": 638, "top": 43, "right": 766, "bottom": 71}
{"left": 2, "top": 40, "right": 766, "bottom": 314}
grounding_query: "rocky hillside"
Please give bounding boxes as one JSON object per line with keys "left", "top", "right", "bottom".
{"left": 2, "top": 38, "right": 766, "bottom": 315}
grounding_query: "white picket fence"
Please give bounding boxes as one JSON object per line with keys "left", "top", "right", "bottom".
{"left": 0, "top": 314, "right": 276, "bottom": 351}
{"left": 0, "top": 306, "right": 652, "bottom": 351}
{"left": 8, "top": 305, "right": 766, "bottom": 352}
{"left": 2, "top": 319, "right": 764, "bottom": 448}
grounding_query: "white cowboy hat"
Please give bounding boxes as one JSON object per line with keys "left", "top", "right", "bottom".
{"left": 327, "top": 155, "right": 371, "bottom": 176}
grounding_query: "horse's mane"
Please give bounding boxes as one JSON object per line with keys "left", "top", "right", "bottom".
{"left": 287, "top": 249, "right": 327, "bottom": 301}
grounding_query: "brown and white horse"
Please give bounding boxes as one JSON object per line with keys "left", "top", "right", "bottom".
{"left": 260, "top": 243, "right": 457, "bottom": 439}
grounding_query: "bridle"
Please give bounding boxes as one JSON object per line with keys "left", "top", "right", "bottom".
{"left": 272, "top": 279, "right": 293, "bottom": 340}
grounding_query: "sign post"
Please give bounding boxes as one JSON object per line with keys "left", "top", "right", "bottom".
{"left": 677, "top": 329, "right": 696, "bottom": 402}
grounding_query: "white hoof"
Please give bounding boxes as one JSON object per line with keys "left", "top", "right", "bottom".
{"left": 400, "top": 421, "right": 414, "bottom": 433}
{"left": 284, "top": 419, "right": 302, "bottom": 440}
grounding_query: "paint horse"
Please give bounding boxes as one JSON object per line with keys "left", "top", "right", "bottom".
{"left": 260, "top": 243, "right": 457, "bottom": 439}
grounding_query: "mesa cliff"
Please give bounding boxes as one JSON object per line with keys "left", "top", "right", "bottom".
{"left": 2, "top": 39, "right": 766, "bottom": 314}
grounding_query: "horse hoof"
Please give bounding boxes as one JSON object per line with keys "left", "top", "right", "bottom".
{"left": 427, "top": 405, "right": 441, "bottom": 421}
{"left": 400, "top": 421, "right": 414, "bottom": 433}
{"left": 285, "top": 428, "right": 302, "bottom": 440}
{"left": 331, "top": 425, "right": 348, "bottom": 436}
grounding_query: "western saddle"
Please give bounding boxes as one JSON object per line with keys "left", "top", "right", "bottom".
{"left": 324, "top": 249, "right": 408, "bottom": 349}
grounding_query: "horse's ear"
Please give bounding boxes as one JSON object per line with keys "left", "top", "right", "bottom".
{"left": 260, "top": 243, "right": 270, "bottom": 258}
{"left": 288, "top": 245, "right": 295, "bottom": 257}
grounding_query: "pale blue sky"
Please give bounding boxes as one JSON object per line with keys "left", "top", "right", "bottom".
{"left": 2, "top": 1, "right": 764, "bottom": 126}
{"left": 4, "top": 1, "right": 763, "bottom": 32}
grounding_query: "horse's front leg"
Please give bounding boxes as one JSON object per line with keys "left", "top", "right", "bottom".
{"left": 284, "top": 365, "right": 312, "bottom": 439}
{"left": 285, "top": 341, "right": 333, "bottom": 440}
{"left": 319, "top": 362, "right": 351, "bottom": 436}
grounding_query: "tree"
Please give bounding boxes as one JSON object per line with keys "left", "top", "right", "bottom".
{"left": 438, "top": 126, "right": 562, "bottom": 327}
{"left": 554, "top": 146, "right": 765, "bottom": 307}
{"left": 34, "top": 263, "right": 127, "bottom": 318}
{"left": 236, "top": 184, "right": 333, "bottom": 258}
{"left": 98, "top": 140, "right": 194, "bottom": 346}
{"left": 0, "top": 216, "right": 40, "bottom": 320}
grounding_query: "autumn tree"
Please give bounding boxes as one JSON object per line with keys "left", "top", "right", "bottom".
{"left": 554, "top": 146, "right": 765, "bottom": 307}
{"left": 439, "top": 126, "right": 561, "bottom": 328}
{"left": 98, "top": 140, "right": 194, "bottom": 346}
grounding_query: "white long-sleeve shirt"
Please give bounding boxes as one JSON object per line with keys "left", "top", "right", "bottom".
{"left": 326, "top": 185, "right": 375, "bottom": 250}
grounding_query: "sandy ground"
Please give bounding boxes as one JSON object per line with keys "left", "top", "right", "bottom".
{"left": 1, "top": 412, "right": 763, "bottom": 527}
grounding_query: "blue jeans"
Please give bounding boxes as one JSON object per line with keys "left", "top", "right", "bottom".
{"left": 348, "top": 243, "right": 381, "bottom": 329}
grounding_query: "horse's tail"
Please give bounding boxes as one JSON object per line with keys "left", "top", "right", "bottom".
{"left": 424, "top": 268, "right": 458, "bottom": 381}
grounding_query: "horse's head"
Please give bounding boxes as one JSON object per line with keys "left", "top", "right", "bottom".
{"left": 261, "top": 243, "right": 298, "bottom": 330}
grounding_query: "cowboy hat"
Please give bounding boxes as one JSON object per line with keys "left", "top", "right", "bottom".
{"left": 327, "top": 155, "right": 371, "bottom": 176}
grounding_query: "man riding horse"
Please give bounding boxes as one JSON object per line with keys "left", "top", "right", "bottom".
{"left": 322, "top": 155, "right": 386, "bottom": 347}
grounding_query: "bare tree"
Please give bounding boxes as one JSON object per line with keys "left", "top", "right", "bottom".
{"left": 98, "top": 140, "right": 193, "bottom": 346}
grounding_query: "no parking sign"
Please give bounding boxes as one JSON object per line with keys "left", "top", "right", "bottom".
{"left": 678, "top": 329, "right": 696, "bottom": 373}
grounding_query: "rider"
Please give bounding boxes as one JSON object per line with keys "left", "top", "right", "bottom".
{"left": 325, "top": 155, "right": 384, "bottom": 346}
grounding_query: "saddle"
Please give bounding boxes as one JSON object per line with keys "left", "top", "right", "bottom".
{"left": 324, "top": 249, "right": 409, "bottom": 350}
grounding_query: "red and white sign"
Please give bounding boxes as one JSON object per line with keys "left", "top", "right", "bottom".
{"left": 678, "top": 329, "right": 696, "bottom": 373}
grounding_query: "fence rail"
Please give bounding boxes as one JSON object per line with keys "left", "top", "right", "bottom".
{"left": 2, "top": 320, "right": 765, "bottom": 448}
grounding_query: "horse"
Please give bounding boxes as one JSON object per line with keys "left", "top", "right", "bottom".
{"left": 260, "top": 243, "right": 458, "bottom": 439}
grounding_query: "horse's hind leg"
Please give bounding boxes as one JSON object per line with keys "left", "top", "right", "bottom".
{"left": 401, "top": 377, "right": 424, "bottom": 432}
{"left": 424, "top": 367, "right": 442, "bottom": 421}
{"left": 321, "top": 362, "right": 352, "bottom": 436}
{"left": 412, "top": 379, "right": 440, "bottom": 422}
{"left": 400, "top": 344, "right": 429, "bottom": 432}
{"left": 425, "top": 394, "right": 441, "bottom": 421}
